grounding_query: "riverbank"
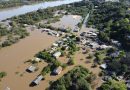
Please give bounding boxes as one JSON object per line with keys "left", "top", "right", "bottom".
{"left": 0, "top": 0, "right": 82, "bottom": 21}
{"left": 0, "top": 0, "right": 58, "bottom": 10}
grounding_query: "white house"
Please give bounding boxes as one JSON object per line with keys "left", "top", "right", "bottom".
{"left": 53, "top": 43, "right": 58, "bottom": 47}
{"left": 100, "top": 63, "right": 107, "bottom": 69}
{"left": 53, "top": 52, "right": 61, "bottom": 59}
{"left": 32, "top": 75, "right": 43, "bottom": 85}
{"left": 27, "top": 66, "right": 36, "bottom": 72}
{"left": 34, "top": 58, "right": 41, "bottom": 62}
{"left": 53, "top": 66, "right": 63, "bottom": 75}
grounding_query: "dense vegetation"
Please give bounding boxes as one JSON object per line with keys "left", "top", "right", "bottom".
{"left": 12, "top": 8, "right": 54, "bottom": 25}
{"left": 49, "top": 66, "right": 94, "bottom": 90}
{"left": 100, "top": 80, "right": 127, "bottom": 90}
{"left": 0, "top": 23, "right": 29, "bottom": 48}
{"left": 88, "top": 2, "right": 130, "bottom": 50}
{"left": 11, "top": 1, "right": 92, "bottom": 25}
{"left": 0, "top": 72, "right": 7, "bottom": 79}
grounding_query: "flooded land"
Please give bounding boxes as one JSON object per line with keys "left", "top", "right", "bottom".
{"left": 0, "top": 29, "right": 58, "bottom": 90}
{"left": 0, "top": 0, "right": 121, "bottom": 90}
{"left": 50, "top": 15, "right": 82, "bottom": 30}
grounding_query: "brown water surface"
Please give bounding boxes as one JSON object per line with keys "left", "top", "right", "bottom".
{"left": 0, "top": 29, "right": 58, "bottom": 90}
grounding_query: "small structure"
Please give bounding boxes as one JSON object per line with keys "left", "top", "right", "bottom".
{"left": 53, "top": 43, "right": 58, "bottom": 47}
{"left": 53, "top": 51, "right": 61, "bottom": 59}
{"left": 110, "top": 51, "right": 120, "bottom": 58}
{"left": 32, "top": 75, "right": 43, "bottom": 85}
{"left": 127, "top": 82, "right": 130, "bottom": 89}
{"left": 116, "top": 76, "right": 123, "bottom": 81}
{"left": 53, "top": 66, "right": 62, "bottom": 75}
{"left": 5, "top": 87, "right": 10, "bottom": 90}
{"left": 34, "top": 58, "right": 41, "bottom": 62}
{"left": 27, "top": 66, "right": 36, "bottom": 72}
{"left": 99, "top": 45, "right": 112, "bottom": 50}
{"left": 111, "top": 39, "right": 121, "bottom": 47}
{"left": 100, "top": 63, "right": 107, "bottom": 69}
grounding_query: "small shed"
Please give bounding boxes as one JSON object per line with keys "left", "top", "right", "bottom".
{"left": 27, "top": 66, "right": 36, "bottom": 72}
{"left": 100, "top": 63, "right": 107, "bottom": 69}
{"left": 5, "top": 87, "right": 10, "bottom": 90}
{"left": 53, "top": 43, "right": 58, "bottom": 47}
{"left": 53, "top": 66, "right": 62, "bottom": 75}
{"left": 34, "top": 58, "right": 41, "bottom": 62}
{"left": 53, "top": 52, "right": 61, "bottom": 59}
{"left": 110, "top": 51, "right": 120, "bottom": 58}
{"left": 32, "top": 75, "right": 43, "bottom": 85}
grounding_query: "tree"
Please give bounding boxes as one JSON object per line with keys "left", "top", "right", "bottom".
{"left": 100, "top": 80, "right": 127, "bottom": 90}
{"left": 68, "top": 57, "right": 74, "bottom": 65}
{"left": 0, "top": 72, "right": 7, "bottom": 78}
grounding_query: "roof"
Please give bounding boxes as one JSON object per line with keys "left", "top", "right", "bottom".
{"left": 53, "top": 52, "right": 61, "bottom": 58}
{"left": 53, "top": 66, "right": 62, "bottom": 74}
{"left": 53, "top": 43, "right": 58, "bottom": 47}
{"left": 110, "top": 51, "right": 120, "bottom": 58}
{"left": 5, "top": 87, "right": 10, "bottom": 90}
{"left": 127, "top": 83, "right": 130, "bottom": 88}
{"left": 27, "top": 66, "right": 36, "bottom": 72}
{"left": 100, "top": 64, "right": 107, "bottom": 69}
{"left": 33, "top": 75, "right": 43, "bottom": 85}
{"left": 34, "top": 58, "right": 41, "bottom": 62}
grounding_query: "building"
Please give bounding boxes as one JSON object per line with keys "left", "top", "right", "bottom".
{"left": 52, "top": 43, "right": 58, "bottom": 47}
{"left": 53, "top": 51, "right": 61, "bottom": 59}
{"left": 32, "top": 75, "right": 43, "bottom": 85}
{"left": 100, "top": 63, "right": 107, "bottom": 69}
{"left": 5, "top": 87, "right": 10, "bottom": 90}
{"left": 53, "top": 66, "right": 62, "bottom": 75}
{"left": 110, "top": 51, "right": 120, "bottom": 58}
{"left": 27, "top": 66, "right": 36, "bottom": 72}
{"left": 111, "top": 39, "right": 121, "bottom": 47}
{"left": 34, "top": 57, "right": 41, "bottom": 62}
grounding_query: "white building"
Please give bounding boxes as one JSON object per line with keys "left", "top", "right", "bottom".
{"left": 27, "top": 66, "right": 36, "bottom": 72}
{"left": 32, "top": 75, "right": 43, "bottom": 85}
{"left": 53, "top": 52, "right": 61, "bottom": 59}
{"left": 100, "top": 63, "right": 107, "bottom": 69}
{"left": 53, "top": 66, "right": 63, "bottom": 75}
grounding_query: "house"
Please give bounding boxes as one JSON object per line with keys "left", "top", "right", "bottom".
{"left": 99, "top": 45, "right": 112, "bottom": 50}
{"left": 53, "top": 66, "right": 62, "bottom": 75}
{"left": 53, "top": 52, "right": 61, "bottom": 58}
{"left": 111, "top": 39, "right": 121, "bottom": 47}
{"left": 116, "top": 76, "right": 123, "bottom": 81}
{"left": 32, "top": 75, "right": 43, "bottom": 85}
{"left": 81, "top": 39, "right": 87, "bottom": 45}
{"left": 5, "top": 87, "right": 10, "bottom": 90}
{"left": 100, "top": 63, "right": 107, "bottom": 69}
{"left": 127, "top": 82, "right": 130, "bottom": 89}
{"left": 102, "top": 76, "right": 112, "bottom": 81}
{"left": 73, "top": 27, "right": 80, "bottom": 32}
{"left": 27, "top": 66, "right": 36, "bottom": 72}
{"left": 34, "top": 57, "right": 41, "bottom": 62}
{"left": 110, "top": 51, "right": 120, "bottom": 58}
{"left": 53, "top": 43, "right": 58, "bottom": 47}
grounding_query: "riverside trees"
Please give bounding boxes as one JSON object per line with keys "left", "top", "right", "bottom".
{"left": 88, "top": 2, "right": 130, "bottom": 50}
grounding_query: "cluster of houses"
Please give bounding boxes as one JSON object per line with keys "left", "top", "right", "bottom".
{"left": 27, "top": 35, "right": 77, "bottom": 86}
{"left": 25, "top": 58, "right": 44, "bottom": 86}
{"left": 54, "top": 10, "right": 67, "bottom": 17}
{"left": 49, "top": 35, "right": 74, "bottom": 54}
{"left": 42, "top": 28, "right": 63, "bottom": 37}
{"left": 73, "top": 26, "right": 80, "bottom": 32}
{"left": 80, "top": 30, "right": 112, "bottom": 50}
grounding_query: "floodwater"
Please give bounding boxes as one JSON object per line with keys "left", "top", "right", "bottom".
{"left": 0, "top": 29, "right": 58, "bottom": 90}
{"left": 51, "top": 15, "right": 82, "bottom": 30}
{"left": 0, "top": 0, "right": 82, "bottom": 21}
